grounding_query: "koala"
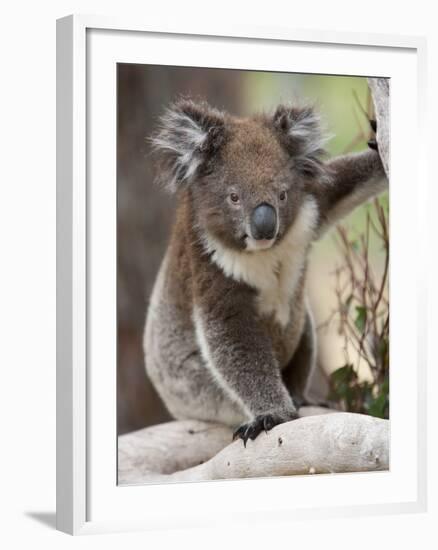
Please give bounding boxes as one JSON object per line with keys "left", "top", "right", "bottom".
{"left": 144, "top": 98, "right": 387, "bottom": 445}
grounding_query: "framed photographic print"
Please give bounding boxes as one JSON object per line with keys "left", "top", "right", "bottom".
{"left": 56, "top": 15, "right": 427, "bottom": 535}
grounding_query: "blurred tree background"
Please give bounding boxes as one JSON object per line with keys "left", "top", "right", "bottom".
{"left": 117, "top": 64, "right": 388, "bottom": 435}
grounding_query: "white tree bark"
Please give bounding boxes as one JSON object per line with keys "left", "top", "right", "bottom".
{"left": 119, "top": 408, "right": 389, "bottom": 485}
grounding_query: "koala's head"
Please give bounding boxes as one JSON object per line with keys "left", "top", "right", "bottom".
{"left": 151, "top": 99, "right": 326, "bottom": 252}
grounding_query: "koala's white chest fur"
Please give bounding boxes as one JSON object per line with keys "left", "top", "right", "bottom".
{"left": 204, "top": 198, "right": 318, "bottom": 327}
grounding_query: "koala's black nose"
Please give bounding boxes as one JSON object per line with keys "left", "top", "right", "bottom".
{"left": 250, "top": 203, "right": 277, "bottom": 240}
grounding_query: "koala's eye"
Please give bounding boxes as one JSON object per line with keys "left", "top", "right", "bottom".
{"left": 230, "top": 193, "right": 240, "bottom": 204}
{"left": 279, "top": 191, "right": 287, "bottom": 201}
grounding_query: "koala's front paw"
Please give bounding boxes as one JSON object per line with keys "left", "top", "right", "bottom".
{"left": 232, "top": 411, "right": 299, "bottom": 447}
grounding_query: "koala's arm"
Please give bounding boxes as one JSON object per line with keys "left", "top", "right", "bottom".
{"left": 194, "top": 279, "right": 297, "bottom": 444}
{"left": 314, "top": 148, "right": 387, "bottom": 237}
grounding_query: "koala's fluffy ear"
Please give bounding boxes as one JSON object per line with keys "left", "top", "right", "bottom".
{"left": 150, "top": 99, "right": 226, "bottom": 192}
{"left": 272, "top": 105, "right": 328, "bottom": 177}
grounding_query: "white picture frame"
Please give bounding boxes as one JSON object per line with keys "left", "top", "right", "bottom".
{"left": 56, "top": 14, "right": 428, "bottom": 535}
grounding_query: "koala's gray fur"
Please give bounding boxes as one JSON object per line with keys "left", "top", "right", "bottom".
{"left": 144, "top": 99, "right": 387, "bottom": 444}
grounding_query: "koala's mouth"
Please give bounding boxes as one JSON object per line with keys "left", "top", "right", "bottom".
{"left": 244, "top": 235, "right": 277, "bottom": 252}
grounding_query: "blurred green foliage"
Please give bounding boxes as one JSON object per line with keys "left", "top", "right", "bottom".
{"left": 327, "top": 197, "right": 389, "bottom": 419}
{"left": 243, "top": 72, "right": 370, "bottom": 154}
{"left": 329, "top": 365, "right": 389, "bottom": 419}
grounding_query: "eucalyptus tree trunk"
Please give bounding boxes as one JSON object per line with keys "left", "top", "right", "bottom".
{"left": 367, "top": 77, "right": 390, "bottom": 177}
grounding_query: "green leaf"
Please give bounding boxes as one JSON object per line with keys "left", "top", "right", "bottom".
{"left": 354, "top": 306, "right": 367, "bottom": 332}
{"left": 380, "top": 375, "right": 389, "bottom": 394}
{"left": 361, "top": 382, "right": 374, "bottom": 408}
{"left": 367, "top": 393, "right": 388, "bottom": 418}
{"left": 329, "top": 365, "right": 359, "bottom": 406}
{"left": 330, "top": 365, "right": 356, "bottom": 384}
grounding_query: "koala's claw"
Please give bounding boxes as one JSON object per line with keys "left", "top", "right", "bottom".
{"left": 367, "top": 138, "right": 378, "bottom": 151}
{"left": 232, "top": 412, "right": 298, "bottom": 447}
{"left": 368, "top": 118, "right": 378, "bottom": 150}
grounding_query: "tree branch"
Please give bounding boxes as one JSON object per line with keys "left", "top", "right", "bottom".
{"left": 118, "top": 408, "right": 388, "bottom": 484}
{"left": 367, "top": 77, "right": 390, "bottom": 178}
